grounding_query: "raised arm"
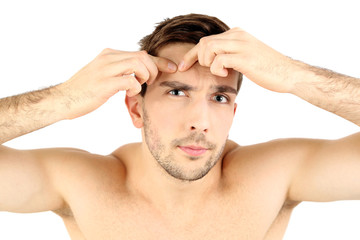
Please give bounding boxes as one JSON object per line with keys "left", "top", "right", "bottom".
{"left": 0, "top": 49, "right": 177, "bottom": 213}
{"left": 1, "top": 49, "right": 176, "bottom": 144}
{"left": 179, "top": 27, "right": 360, "bottom": 125}
{"left": 179, "top": 28, "right": 360, "bottom": 201}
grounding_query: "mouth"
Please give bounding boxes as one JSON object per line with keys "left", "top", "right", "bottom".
{"left": 178, "top": 145, "right": 208, "bottom": 157}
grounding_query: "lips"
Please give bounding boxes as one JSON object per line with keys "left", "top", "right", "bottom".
{"left": 178, "top": 145, "right": 208, "bottom": 157}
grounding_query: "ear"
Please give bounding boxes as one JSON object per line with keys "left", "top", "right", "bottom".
{"left": 125, "top": 95, "right": 143, "bottom": 128}
{"left": 233, "top": 102, "right": 237, "bottom": 116}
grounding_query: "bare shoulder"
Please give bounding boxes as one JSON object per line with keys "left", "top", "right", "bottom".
{"left": 37, "top": 145, "right": 132, "bottom": 216}
{"left": 223, "top": 137, "right": 323, "bottom": 168}
{"left": 110, "top": 142, "right": 142, "bottom": 161}
{"left": 44, "top": 142, "right": 141, "bottom": 185}
{"left": 35, "top": 145, "right": 127, "bottom": 187}
{"left": 33, "top": 147, "right": 124, "bottom": 173}
{"left": 222, "top": 138, "right": 324, "bottom": 199}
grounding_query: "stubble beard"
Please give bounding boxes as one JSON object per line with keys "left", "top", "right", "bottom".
{"left": 142, "top": 106, "right": 225, "bottom": 182}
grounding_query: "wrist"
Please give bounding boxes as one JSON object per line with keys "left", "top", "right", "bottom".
{"left": 52, "top": 83, "right": 79, "bottom": 120}
{"left": 29, "top": 85, "right": 69, "bottom": 123}
{"left": 287, "top": 60, "right": 317, "bottom": 96}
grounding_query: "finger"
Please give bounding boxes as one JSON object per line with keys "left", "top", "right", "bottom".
{"left": 178, "top": 44, "right": 200, "bottom": 72}
{"left": 151, "top": 56, "right": 177, "bottom": 73}
{"left": 147, "top": 56, "right": 177, "bottom": 85}
{"left": 105, "top": 58, "right": 150, "bottom": 84}
{"left": 99, "top": 50, "right": 157, "bottom": 85}
{"left": 202, "top": 41, "right": 218, "bottom": 67}
{"left": 126, "top": 79, "right": 142, "bottom": 97}
{"left": 136, "top": 51, "right": 159, "bottom": 85}
{"left": 109, "top": 75, "right": 142, "bottom": 97}
{"left": 210, "top": 63, "right": 229, "bottom": 77}
{"left": 210, "top": 54, "right": 241, "bottom": 77}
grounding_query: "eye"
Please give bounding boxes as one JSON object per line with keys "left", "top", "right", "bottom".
{"left": 168, "top": 89, "right": 186, "bottom": 96}
{"left": 212, "top": 94, "right": 229, "bottom": 103}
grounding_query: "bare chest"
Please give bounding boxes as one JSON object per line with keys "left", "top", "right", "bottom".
{"left": 60, "top": 191, "right": 295, "bottom": 240}
{"left": 58, "top": 143, "right": 297, "bottom": 240}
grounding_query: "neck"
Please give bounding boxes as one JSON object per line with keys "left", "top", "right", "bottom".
{"left": 127, "top": 142, "right": 223, "bottom": 210}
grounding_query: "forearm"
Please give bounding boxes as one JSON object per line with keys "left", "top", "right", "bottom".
{"left": 0, "top": 86, "right": 67, "bottom": 144}
{"left": 0, "top": 49, "right": 177, "bottom": 144}
{"left": 291, "top": 61, "right": 360, "bottom": 126}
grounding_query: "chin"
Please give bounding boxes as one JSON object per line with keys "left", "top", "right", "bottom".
{"left": 162, "top": 156, "right": 219, "bottom": 182}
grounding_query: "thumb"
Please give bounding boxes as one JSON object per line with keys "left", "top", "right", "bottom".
{"left": 151, "top": 56, "right": 177, "bottom": 73}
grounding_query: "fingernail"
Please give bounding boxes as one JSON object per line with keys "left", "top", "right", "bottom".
{"left": 178, "top": 61, "right": 185, "bottom": 71}
{"left": 168, "top": 62, "right": 177, "bottom": 72}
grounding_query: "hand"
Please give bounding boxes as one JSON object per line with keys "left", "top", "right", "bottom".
{"left": 58, "top": 48, "right": 177, "bottom": 119}
{"left": 179, "top": 28, "right": 299, "bottom": 93}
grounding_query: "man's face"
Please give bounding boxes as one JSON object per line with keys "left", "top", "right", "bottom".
{"left": 140, "top": 43, "right": 238, "bottom": 181}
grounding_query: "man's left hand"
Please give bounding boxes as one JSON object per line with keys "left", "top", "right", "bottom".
{"left": 179, "top": 27, "right": 301, "bottom": 93}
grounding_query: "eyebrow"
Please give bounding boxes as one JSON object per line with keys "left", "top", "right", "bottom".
{"left": 159, "top": 81, "right": 195, "bottom": 91}
{"left": 212, "top": 85, "right": 238, "bottom": 95}
{"left": 159, "top": 81, "right": 237, "bottom": 95}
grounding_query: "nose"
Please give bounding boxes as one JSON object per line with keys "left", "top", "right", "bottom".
{"left": 187, "top": 99, "right": 210, "bottom": 133}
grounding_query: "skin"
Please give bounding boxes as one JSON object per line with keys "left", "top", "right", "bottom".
{"left": 138, "top": 43, "right": 238, "bottom": 182}
{"left": 0, "top": 28, "right": 360, "bottom": 240}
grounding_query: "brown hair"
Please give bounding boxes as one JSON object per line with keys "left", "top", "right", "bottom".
{"left": 139, "top": 13, "right": 243, "bottom": 96}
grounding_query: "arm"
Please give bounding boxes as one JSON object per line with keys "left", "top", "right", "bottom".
{"left": 291, "top": 62, "right": 360, "bottom": 126}
{"left": 1, "top": 49, "right": 176, "bottom": 144}
{"left": 288, "top": 133, "right": 360, "bottom": 202}
{"left": 180, "top": 28, "right": 360, "bottom": 125}
{"left": 0, "top": 49, "right": 177, "bottom": 212}
{"left": 180, "top": 28, "right": 360, "bottom": 201}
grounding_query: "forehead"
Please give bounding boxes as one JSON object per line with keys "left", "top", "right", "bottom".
{"left": 155, "top": 43, "right": 238, "bottom": 89}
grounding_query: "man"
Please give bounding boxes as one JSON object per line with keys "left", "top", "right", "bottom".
{"left": 0, "top": 13, "right": 359, "bottom": 240}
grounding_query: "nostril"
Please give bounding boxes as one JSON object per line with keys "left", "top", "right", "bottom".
{"left": 191, "top": 126, "right": 208, "bottom": 133}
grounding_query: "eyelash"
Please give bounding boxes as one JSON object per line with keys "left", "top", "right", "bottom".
{"left": 167, "top": 89, "right": 230, "bottom": 103}
{"left": 212, "top": 94, "right": 229, "bottom": 103}
{"left": 168, "top": 89, "right": 186, "bottom": 96}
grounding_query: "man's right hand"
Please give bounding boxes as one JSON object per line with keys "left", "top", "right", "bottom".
{"left": 58, "top": 48, "right": 177, "bottom": 120}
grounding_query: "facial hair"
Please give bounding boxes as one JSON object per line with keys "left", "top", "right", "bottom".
{"left": 142, "top": 105, "right": 225, "bottom": 182}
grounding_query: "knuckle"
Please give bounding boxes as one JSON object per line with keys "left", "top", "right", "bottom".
{"left": 124, "top": 75, "right": 136, "bottom": 86}
{"left": 101, "top": 48, "right": 113, "bottom": 54}
{"left": 136, "top": 50, "right": 148, "bottom": 60}
{"left": 199, "top": 36, "right": 209, "bottom": 45}
{"left": 231, "top": 27, "right": 242, "bottom": 32}
{"left": 214, "top": 54, "right": 227, "bottom": 66}
{"left": 231, "top": 29, "right": 246, "bottom": 38}
{"left": 207, "top": 40, "right": 217, "bottom": 50}
{"left": 97, "top": 48, "right": 117, "bottom": 62}
{"left": 97, "top": 53, "right": 110, "bottom": 62}
{"left": 129, "top": 57, "right": 142, "bottom": 68}
{"left": 129, "top": 59, "right": 149, "bottom": 79}
{"left": 200, "top": 36, "right": 217, "bottom": 51}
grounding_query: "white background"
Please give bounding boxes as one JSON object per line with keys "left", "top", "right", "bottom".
{"left": 0, "top": 0, "right": 359, "bottom": 239}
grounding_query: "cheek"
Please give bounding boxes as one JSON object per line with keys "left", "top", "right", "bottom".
{"left": 146, "top": 103, "right": 180, "bottom": 133}
{"left": 212, "top": 110, "right": 234, "bottom": 137}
